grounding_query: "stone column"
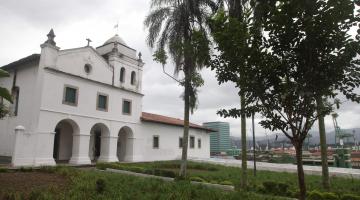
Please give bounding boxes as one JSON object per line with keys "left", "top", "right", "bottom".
{"left": 33, "top": 131, "right": 57, "bottom": 166}
{"left": 12, "top": 126, "right": 33, "bottom": 166}
{"left": 98, "top": 135, "right": 118, "bottom": 162}
{"left": 69, "top": 133, "right": 91, "bottom": 165}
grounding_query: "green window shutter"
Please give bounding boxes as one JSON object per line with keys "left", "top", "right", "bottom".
{"left": 65, "top": 87, "right": 76, "bottom": 104}
{"left": 122, "top": 100, "right": 131, "bottom": 114}
{"left": 98, "top": 95, "right": 107, "bottom": 110}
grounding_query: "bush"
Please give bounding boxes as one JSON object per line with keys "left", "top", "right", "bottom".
{"left": 219, "top": 180, "right": 233, "bottom": 186}
{"left": 190, "top": 176, "right": 207, "bottom": 183}
{"left": 2, "top": 191, "right": 24, "bottom": 200}
{"left": 96, "top": 178, "right": 106, "bottom": 194}
{"left": 308, "top": 190, "right": 339, "bottom": 200}
{"left": 127, "top": 166, "right": 144, "bottom": 173}
{"left": 341, "top": 194, "right": 360, "bottom": 200}
{"left": 0, "top": 167, "right": 8, "bottom": 173}
{"left": 18, "top": 167, "right": 33, "bottom": 172}
{"left": 322, "top": 192, "right": 339, "bottom": 200}
{"left": 261, "top": 181, "right": 289, "bottom": 196}
{"left": 308, "top": 190, "right": 323, "bottom": 200}
{"left": 96, "top": 162, "right": 109, "bottom": 170}
{"left": 153, "top": 169, "right": 176, "bottom": 178}
{"left": 39, "top": 166, "right": 56, "bottom": 173}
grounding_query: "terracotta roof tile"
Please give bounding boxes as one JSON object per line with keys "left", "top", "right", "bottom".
{"left": 141, "top": 112, "right": 214, "bottom": 132}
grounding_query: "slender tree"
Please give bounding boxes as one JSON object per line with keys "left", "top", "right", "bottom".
{"left": 210, "top": 0, "right": 266, "bottom": 188}
{"left": 211, "top": 1, "right": 360, "bottom": 199}
{"left": 144, "top": 0, "right": 218, "bottom": 178}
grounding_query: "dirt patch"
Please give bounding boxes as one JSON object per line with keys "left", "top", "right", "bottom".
{"left": 0, "top": 172, "right": 69, "bottom": 197}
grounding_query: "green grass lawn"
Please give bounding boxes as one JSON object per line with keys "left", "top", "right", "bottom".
{"left": 0, "top": 166, "right": 288, "bottom": 200}
{"left": 97, "top": 160, "right": 360, "bottom": 199}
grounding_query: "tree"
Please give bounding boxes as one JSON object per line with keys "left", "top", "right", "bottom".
{"left": 211, "top": 1, "right": 360, "bottom": 199}
{"left": 0, "top": 69, "right": 12, "bottom": 119}
{"left": 144, "top": 0, "right": 218, "bottom": 178}
{"left": 210, "top": 0, "right": 266, "bottom": 188}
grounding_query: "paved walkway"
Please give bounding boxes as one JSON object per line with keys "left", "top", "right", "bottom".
{"left": 191, "top": 158, "right": 360, "bottom": 179}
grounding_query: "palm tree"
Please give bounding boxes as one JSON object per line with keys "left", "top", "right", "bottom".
{"left": 144, "top": 0, "right": 218, "bottom": 178}
{"left": 0, "top": 69, "right": 13, "bottom": 119}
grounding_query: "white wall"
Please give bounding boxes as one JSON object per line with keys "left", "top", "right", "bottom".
{"left": 138, "top": 122, "right": 210, "bottom": 161}
{"left": 0, "top": 63, "right": 39, "bottom": 156}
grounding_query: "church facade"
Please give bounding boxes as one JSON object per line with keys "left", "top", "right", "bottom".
{"left": 0, "top": 30, "right": 211, "bottom": 166}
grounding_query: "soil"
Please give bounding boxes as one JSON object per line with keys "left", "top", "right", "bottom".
{"left": 0, "top": 171, "right": 69, "bottom": 198}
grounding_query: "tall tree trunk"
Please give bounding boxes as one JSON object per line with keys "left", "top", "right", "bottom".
{"left": 179, "top": 67, "right": 191, "bottom": 179}
{"left": 316, "top": 96, "right": 330, "bottom": 190}
{"left": 240, "top": 92, "right": 247, "bottom": 188}
{"left": 295, "top": 143, "right": 306, "bottom": 200}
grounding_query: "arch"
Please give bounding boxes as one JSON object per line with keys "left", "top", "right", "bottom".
{"left": 117, "top": 126, "right": 134, "bottom": 161}
{"left": 53, "top": 119, "right": 79, "bottom": 163}
{"left": 130, "top": 71, "right": 136, "bottom": 85}
{"left": 89, "top": 123, "right": 110, "bottom": 162}
{"left": 120, "top": 67, "right": 125, "bottom": 83}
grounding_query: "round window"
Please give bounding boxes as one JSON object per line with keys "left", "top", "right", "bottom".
{"left": 84, "top": 64, "right": 92, "bottom": 74}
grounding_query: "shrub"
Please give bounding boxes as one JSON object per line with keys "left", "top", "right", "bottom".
{"left": 2, "top": 191, "right": 23, "bottom": 200}
{"left": 153, "top": 169, "right": 176, "bottom": 178}
{"left": 143, "top": 168, "right": 153, "bottom": 175}
{"left": 341, "top": 194, "right": 360, "bottom": 200}
{"left": 261, "top": 181, "right": 289, "bottom": 196}
{"left": 209, "top": 180, "right": 218, "bottom": 184}
{"left": 127, "top": 166, "right": 144, "bottom": 173}
{"left": 96, "top": 178, "right": 106, "bottom": 194}
{"left": 308, "top": 190, "right": 323, "bottom": 200}
{"left": 308, "top": 190, "right": 339, "bottom": 200}
{"left": 0, "top": 167, "right": 8, "bottom": 173}
{"left": 190, "top": 176, "right": 207, "bottom": 183}
{"left": 39, "top": 166, "right": 56, "bottom": 173}
{"left": 96, "top": 162, "right": 109, "bottom": 170}
{"left": 219, "top": 180, "right": 233, "bottom": 186}
{"left": 322, "top": 192, "right": 339, "bottom": 200}
{"left": 18, "top": 167, "right": 33, "bottom": 172}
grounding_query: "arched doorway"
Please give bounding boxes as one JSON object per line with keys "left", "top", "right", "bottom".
{"left": 89, "top": 123, "right": 110, "bottom": 162}
{"left": 53, "top": 119, "right": 79, "bottom": 163}
{"left": 117, "top": 126, "right": 134, "bottom": 161}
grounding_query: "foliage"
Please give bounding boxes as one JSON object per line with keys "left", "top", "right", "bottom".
{"left": 101, "top": 160, "right": 360, "bottom": 198}
{"left": 0, "top": 167, "right": 8, "bottom": 173}
{"left": 0, "top": 69, "right": 12, "bottom": 119}
{"left": 144, "top": 0, "right": 218, "bottom": 178}
{"left": 95, "top": 178, "right": 106, "bottom": 194}
{"left": 210, "top": 0, "right": 360, "bottom": 199}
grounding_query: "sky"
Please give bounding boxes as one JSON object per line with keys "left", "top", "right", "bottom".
{"left": 0, "top": 0, "right": 359, "bottom": 137}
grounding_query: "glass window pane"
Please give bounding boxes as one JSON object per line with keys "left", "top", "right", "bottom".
{"left": 65, "top": 87, "right": 76, "bottom": 104}
{"left": 190, "top": 136, "right": 195, "bottom": 148}
{"left": 123, "top": 100, "right": 131, "bottom": 114}
{"left": 98, "top": 95, "right": 107, "bottom": 109}
{"left": 153, "top": 136, "right": 159, "bottom": 148}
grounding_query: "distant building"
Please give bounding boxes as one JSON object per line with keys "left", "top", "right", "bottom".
{"left": 203, "top": 122, "right": 230, "bottom": 155}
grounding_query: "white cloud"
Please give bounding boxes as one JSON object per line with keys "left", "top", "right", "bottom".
{"left": 0, "top": 0, "right": 359, "bottom": 138}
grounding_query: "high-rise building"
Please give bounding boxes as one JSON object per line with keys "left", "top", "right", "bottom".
{"left": 203, "top": 122, "right": 230, "bottom": 155}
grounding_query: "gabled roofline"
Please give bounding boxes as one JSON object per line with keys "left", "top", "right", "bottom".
{"left": 59, "top": 46, "right": 110, "bottom": 68}
{"left": 1, "top": 54, "right": 40, "bottom": 71}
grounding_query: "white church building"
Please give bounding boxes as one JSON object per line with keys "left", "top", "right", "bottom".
{"left": 0, "top": 29, "right": 211, "bottom": 167}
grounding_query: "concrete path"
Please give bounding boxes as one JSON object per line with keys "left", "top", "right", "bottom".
{"left": 191, "top": 158, "right": 360, "bottom": 179}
